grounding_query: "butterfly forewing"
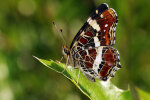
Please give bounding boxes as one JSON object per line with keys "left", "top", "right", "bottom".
{"left": 70, "top": 4, "right": 118, "bottom": 51}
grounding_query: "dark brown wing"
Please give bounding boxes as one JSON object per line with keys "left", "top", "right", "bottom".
{"left": 75, "top": 46, "right": 121, "bottom": 81}
{"left": 70, "top": 3, "right": 118, "bottom": 52}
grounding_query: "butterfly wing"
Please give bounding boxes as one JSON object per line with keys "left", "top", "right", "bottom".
{"left": 75, "top": 46, "right": 121, "bottom": 81}
{"left": 70, "top": 3, "right": 118, "bottom": 51}
{"left": 69, "top": 3, "right": 120, "bottom": 81}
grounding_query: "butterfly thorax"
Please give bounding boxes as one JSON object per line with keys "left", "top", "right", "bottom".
{"left": 62, "top": 45, "right": 80, "bottom": 68}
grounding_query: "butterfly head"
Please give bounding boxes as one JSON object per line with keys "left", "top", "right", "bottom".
{"left": 62, "top": 45, "right": 70, "bottom": 56}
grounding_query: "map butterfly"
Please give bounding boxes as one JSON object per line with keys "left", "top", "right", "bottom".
{"left": 62, "top": 3, "right": 121, "bottom": 82}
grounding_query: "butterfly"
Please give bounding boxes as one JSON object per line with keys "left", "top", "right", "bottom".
{"left": 62, "top": 3, "right": 121, "bottom": 82}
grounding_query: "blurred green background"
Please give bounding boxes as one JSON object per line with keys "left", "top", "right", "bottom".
{"left": 0, "top": 0, "right": 150, "bottom": 100}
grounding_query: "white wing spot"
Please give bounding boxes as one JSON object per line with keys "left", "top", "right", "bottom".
{"left": 95, "top": 42, "right": 100, "bottom": 47}
{"left": 86, "top": 49, "right": 89, "bottom": 55}
{"left": 94, "top": 37, "right": 99, "bottom": 42}
{"left": 87, "top": 17, "right": 92, "bottom": 23}
{"left": 89, "top": 20, "right": 100, "bottom": 31}
{"left": 92, "top": 47, "right": 103, "bottom": 73}
{"left": 96, "top": 10, "right": 98, "bottom": 14}
{"left": 94, "top": 37, "right": 100, "bottom": 47}
{"left": 100, "top": 14, "right": 104, "bottom": 18}
{"left": 105, "top": 24, "right": 108, "bottom": 27}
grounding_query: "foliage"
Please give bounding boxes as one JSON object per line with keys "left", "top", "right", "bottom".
{"left": 35, "top": 57, "right": 132, "bottom": 100}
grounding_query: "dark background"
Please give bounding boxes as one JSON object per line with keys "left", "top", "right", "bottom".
{"left": 0, "top": 0, "right": 150, "bottom": 100}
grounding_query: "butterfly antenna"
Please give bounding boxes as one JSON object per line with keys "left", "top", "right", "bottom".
{"left": 53, "top": 21, "right": 66, "bottom": 45}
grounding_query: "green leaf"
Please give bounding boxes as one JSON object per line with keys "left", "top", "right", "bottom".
{"left": 34, "top": 56, "right": 132, "bottom": 100}
{"left": 136, "top": 88, "right": 150, "bottom": 100}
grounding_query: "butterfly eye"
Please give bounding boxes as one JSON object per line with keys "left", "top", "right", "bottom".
{"left": 62, "top": 46, "right": 69, "bottom": 56}
{"left": 64, "top": 48, "right": 68, "bottom": 54}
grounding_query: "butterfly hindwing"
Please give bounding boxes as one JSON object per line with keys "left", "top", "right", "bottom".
{"left": 74, "top": 46, "right": 121, "bottom": 81}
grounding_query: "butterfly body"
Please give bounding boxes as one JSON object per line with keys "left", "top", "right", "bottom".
{"left": 63, "top": 3, "right": 121, "bottom": 82}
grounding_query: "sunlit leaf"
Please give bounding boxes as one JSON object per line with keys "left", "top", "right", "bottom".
{"left": 136, "top": 88, "right": 150, "bottom": 100}
{"left": 34, "top": 56, "right": 132, "bottom": 100}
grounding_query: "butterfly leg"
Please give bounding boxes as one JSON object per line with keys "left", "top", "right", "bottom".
{"left": 76, "top": 69, "right": 80, "bottom": 85}
{"left": 59, "top": 56, "right": 64, "bottom": 62}
{"left": 56, "top": 56, "right": 64, "bottom": 63}
{"left": 60, "top": 56, "right": 69, "bottom": 73}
